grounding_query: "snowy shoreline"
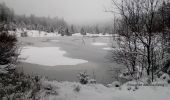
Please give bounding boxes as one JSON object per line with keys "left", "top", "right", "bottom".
{"left": 25, "top": 77, "right": 170, "bottom": 100}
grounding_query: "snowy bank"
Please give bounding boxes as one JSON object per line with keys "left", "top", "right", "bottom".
{"left": 12, "top": 29, "right": 113, "bottom": 38}
{"left": 13, "top": 30, "right": 60, "bottom": 37}
{"left": 32, "top": 79, "right": 170, "bottom": 100}
{"left": 72, "top": 33, "right": 112, "bottom": 37}
{"left": 20, "top": 46, "right": 88, "bottom": 66}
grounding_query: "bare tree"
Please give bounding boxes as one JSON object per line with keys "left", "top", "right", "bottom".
{"left": 111, "top": 0, "right": 166, "bottom": 81}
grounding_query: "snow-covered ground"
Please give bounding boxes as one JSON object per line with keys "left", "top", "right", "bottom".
{"left": 91, "top": 42, "right": 108, "bottom": 46}
{"left": 102, "top": 47, "right": 114, "bottom": 51}
{"left": 20, "top": 46, "right": 88, "bottom": 66}
{"left": 73, "top": 33, "right": 112, "bottom": 37}
{"left": 50, "top": 40, "right": 59, "bottom": 42}
{"left": 34, "top": 77, "right": 170, "bottom": 100}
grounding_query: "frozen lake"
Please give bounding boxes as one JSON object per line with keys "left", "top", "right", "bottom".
{"left": 17, "top": 36, "right": 123, "bottom": 84}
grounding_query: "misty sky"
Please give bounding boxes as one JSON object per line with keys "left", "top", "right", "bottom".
{"left": 0, "top": 0, "right": 114, "bottom": 25}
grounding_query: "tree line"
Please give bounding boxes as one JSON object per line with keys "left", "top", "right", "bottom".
{"left": 0, "top": 3, "right": 114, "bottom": 36}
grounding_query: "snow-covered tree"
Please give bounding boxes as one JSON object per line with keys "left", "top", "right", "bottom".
{"left": 70, "top": 25, "right": 75, "bottom": 34}
{"left": 111, "top": 0, "right": 168, "bottom": 81}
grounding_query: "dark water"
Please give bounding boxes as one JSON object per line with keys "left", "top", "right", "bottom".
{"left": 17, "top": 36, "right": 123, "bottom": 84}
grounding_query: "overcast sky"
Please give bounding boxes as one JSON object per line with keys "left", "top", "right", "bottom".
{"left": 0, "top": 0, "right": 114, "bottom": 25}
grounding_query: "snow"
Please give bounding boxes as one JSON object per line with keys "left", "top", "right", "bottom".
{"left": 12, "top": 29, "right": 113, "bottom": 38}
{"left": 14, "top": 30, "right": 60, "bottom": 37}
{"left": 91, "top": 42, "right": 108, "bottom": 46}
{"left": 86, "top": 33, "right": 112, "bottom": 37}
{"left": 72, "top": 33, "right": 112, "bottom": 37}
{"left": 26, "top": 30, "right": 59, "bottom": 37}
{"left": 71, "top": 33, "right": 113, "bottom": 37}
{"left": 50, "top": 40, "right": 59, "bottom": 42}
{"left": 20, "top": 46, "right": 88, "bottom": 66}
{"left": 36, "top": 79, "right": 170, "bottom": 100}
{"left": 102, "top": 47, "right": 113, "bottom": 50}
{"left": 72, "top": 33, "right": 82, "bottom": 36}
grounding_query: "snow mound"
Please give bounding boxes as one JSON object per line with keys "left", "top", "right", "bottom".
{"left": 20, "top": 46, "right": 88, "bottom": 66}
{"left": 102, "top": 47, "right": 113, "bottom": 51}
{"left": 15, "top": 30, "right": 60, "bottom": 37}
{"left": 72, "top": 33, "right": 82, "bottom": 36}
{"left": 92, "top": 42, "right": 107, "bottom": 46}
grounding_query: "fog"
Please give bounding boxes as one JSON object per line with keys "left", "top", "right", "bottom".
{"left": 0, "top": 0, "right": 113, "bottom": 25}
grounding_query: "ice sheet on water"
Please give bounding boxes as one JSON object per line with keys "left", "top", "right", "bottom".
{"left": 20, "top": 46, "right": 88, "bottom": 66}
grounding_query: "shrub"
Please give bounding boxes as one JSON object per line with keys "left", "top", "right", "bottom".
{"left": 88, "top": 79, "right": 96, "bottom": 84}
{"left": 0, "top": 70, "right": 35, "bottom": 99}
{"left": 0, "top": 30, "right": 18, "bottom": 66}
{"left": 77, "top": 72, "right": 89, "bottom": 84}
{"left": 0, "top": 23, "right": 38, "bottom": 100}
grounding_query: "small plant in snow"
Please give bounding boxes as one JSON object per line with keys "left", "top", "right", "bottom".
{"left": 127, "top": 87, "right": 131, "bottom": 91}
{"left": 42, "top": 82, "right": 59, "bottom": 96}
{"left": 73, "top": 85, "right": 81, "bottom": 93}
{"left": 77, "top": 72, "right": 89, "bottom": 84}
{"left": 88, "top": 79, "right": 96, "bottom": 84}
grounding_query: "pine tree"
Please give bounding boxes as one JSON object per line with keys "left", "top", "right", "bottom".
{"left": 80, "top": 27, "right": 86, "bottom": 35}
{"left": 70, "top": 25, "right": 75, "bottom": 34}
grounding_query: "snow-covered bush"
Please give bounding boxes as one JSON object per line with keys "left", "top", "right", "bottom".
{"left": 77, "top": 72, "right": 89, "bottom": 84}
{"left": 0, "top": 30, "right": 18, "bottom": 66}
{"left": 160, "top": 73, "right": 170, "bottom": 82}
{"left": 0, "top": 71, "right": 40, "bottom": 99}
{"left": 40, "top": 80, "right": 60, "bottom": 96}
{"left": 119, "top": 70, "right": 135, "bottom": 82}
{"left": 43, "top": 84, "right": 59, "bottom": 95}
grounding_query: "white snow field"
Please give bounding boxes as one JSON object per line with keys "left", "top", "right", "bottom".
{"left": 35, "top": 78, "right": 170, "bottom": 100}
{"left": 20, "top": 46, "right": 88, "bottom": 66}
